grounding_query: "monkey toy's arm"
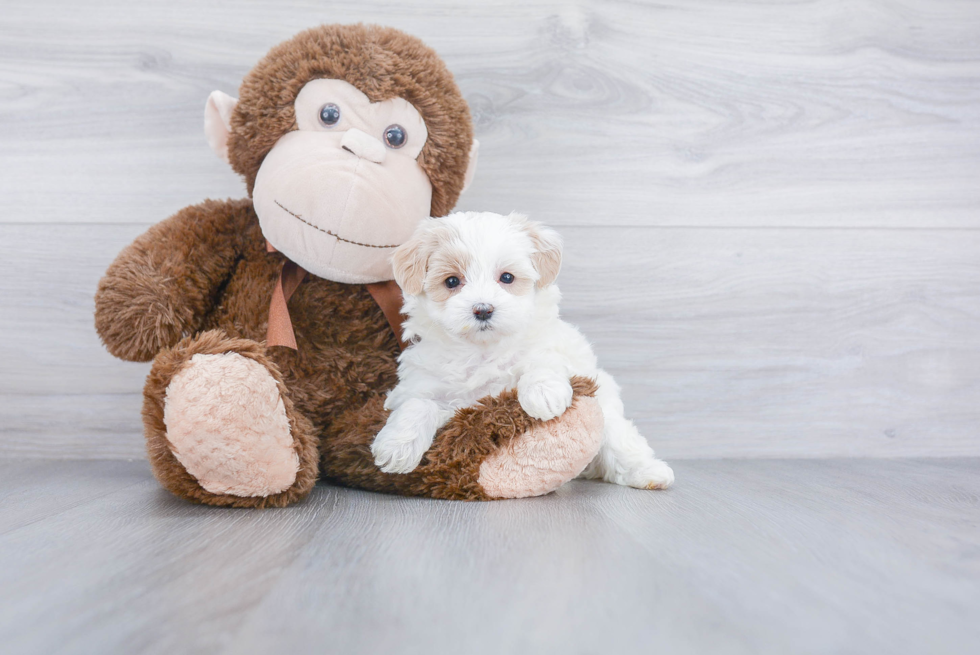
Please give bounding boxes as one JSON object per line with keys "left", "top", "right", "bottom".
{"left": 95, "top": 198, "right": 253, "bottom": 362}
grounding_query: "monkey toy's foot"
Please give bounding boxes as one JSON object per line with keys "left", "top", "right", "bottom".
{"left": 142, "top": 330, "right": 319, "bottom": 508}
{"left": 476, "top": 379, "right": 604, "bottom": 499}
{"left": 321, "top": 376, "right": 605, "bottom": 500}
{"left": 165, "top": 352, "right": 297, "bottom": 495}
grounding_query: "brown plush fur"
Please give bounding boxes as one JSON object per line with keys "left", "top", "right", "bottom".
{"left": 322, "top": 377, "right": 599, "bottom": 500}
{"left": 94, "top": 25, "right": 600, "bottom": 507}
{"left": 229, "top": 24, "right": 473, "bottom": 217}
{"left": 94, "top": 199, "right": 252, "bottom": 362}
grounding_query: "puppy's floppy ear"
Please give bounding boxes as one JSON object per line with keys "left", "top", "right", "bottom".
{"left": 391, "top": 229, "right": 432, "bottom": 295}
{"left": 527, "top": 222, "right": 563, "bottom": 288}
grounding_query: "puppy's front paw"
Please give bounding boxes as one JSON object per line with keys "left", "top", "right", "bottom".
{"left": 371, "top": 398, "right": 441, "bottom": 474}
{"left": 518, "top": 371, "right": 574, "bottom": 421}
{"left": 625, "top": 458, "right": 675, "bottom": 490}
{"left": 371, "top": 424, "right": 430, "bottom": 474}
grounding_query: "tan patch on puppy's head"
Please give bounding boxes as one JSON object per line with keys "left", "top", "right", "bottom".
{"left": 391, "top": 220, "right": 465, "bottom": 297}
{"left": 523, "top": 221, "right": 563, "bottom": 288}
{"left": 424, "top": 240, "right": 470, "bottom": 302}
{"left": 496, "top": 256, "right": 535, "bottom": 296}
{"left": 390, "top": 235, "right": 430, "bottom": 296}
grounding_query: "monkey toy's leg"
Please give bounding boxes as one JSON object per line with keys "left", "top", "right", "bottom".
{"left": 141, "top": 330, "right": 319, "bottom": 508}
{"left": 320, "top": 377, "right": 605, "bottom": 500}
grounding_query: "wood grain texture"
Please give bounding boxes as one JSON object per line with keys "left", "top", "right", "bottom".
{"left": 2, "top": 224, "right": 978, "bottom": 459}
{"left": 1, "top": 1, "right": 979, "bottom": 459}
{"left": 0, "top": 459, "right": 147, "bottom": 536}
{"left": 0, "top": 0, "right": 978, "bottom": 227}
{"left": 0, "top": 458, "right": 977, "bottom": 655}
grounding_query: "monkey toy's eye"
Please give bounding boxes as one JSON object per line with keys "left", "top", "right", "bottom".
{"left": 445, "top": 276, "right": 460, "bottom": 289}
{"left": 499, "top": 273, "right": 515, "bottom": 284}
{"left": 384, "top": 124, "right": 407, "bottom": 149}
{"left": 319, "top": 103, "right": 341, "bottom": 126}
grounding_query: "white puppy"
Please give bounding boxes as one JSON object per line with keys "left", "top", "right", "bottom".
{"left": 370, "top": 211, "right": 674, "bottom": 490}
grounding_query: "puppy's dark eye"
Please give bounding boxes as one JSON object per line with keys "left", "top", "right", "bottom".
{"left": 499, "top": 272, "right": 515, "bottom": 284}
{"left": 319, "top": 103, "right": 341, "bottom": 126}
{"left": 445, "top": 276, "right": 460, "bottom": 289}
{"left": 384, "top": 124, "right": 407, "bottom": 149}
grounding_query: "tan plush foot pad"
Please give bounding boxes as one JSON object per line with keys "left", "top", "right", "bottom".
{"left": 477, "top": 395, "right": 604, "bottom": 499}
{"left": 164, "top": 352, "right": 299, "bottom": 497}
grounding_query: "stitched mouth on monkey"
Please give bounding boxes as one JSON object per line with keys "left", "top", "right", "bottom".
{"left": 273, "top": 199, "right": 399, "bottom": 250}
{"left": 249, "top": 116, "right": 433, "bottom": 284}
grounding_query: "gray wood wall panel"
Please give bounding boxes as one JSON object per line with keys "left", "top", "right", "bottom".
{"left": 2, "top": 223, "right": 978, "bottom": 459}
{"left": 2, "top": 0, "right": 979, "bottom": 227}
{"left": 1, "top": 0, "right": 978, "bottom": 459}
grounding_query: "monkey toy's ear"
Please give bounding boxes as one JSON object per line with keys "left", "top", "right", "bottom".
{"left": 461, "top": 139, "right": 480, "bottom": 194}
{"left": 204, "top": 90, "right": 239, "bottom": 163}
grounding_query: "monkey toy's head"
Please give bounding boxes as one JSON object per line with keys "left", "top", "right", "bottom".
{"left": 204, "top": 24, "right": 478, "bottom": 284}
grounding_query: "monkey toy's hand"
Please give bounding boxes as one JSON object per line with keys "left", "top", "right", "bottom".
{"left": 95, "top": 199, "right": 249, "bottom": 362}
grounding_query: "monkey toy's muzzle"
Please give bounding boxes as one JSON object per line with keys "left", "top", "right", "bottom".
{"left": 252, "top": 130, "right": 433, "bottom": 284}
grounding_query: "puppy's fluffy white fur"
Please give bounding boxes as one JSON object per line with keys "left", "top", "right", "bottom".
{"left": 371, "top": 211, "right": 674, "bottom": 490}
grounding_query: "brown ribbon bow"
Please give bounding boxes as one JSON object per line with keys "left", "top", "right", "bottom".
{"left": 265, "top": 240, "right": 406, "bottom": 351}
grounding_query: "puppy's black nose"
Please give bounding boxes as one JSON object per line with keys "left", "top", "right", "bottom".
{"left": 473, "top": 303, "right": 494, "bottom": 322}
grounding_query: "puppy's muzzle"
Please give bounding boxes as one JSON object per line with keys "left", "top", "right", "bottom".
{"left": 472, "top": 303, "right": 494, "bottom": 322}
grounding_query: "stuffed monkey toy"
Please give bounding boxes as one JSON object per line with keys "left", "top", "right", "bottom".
{"left": 94, "top": 24, "right": 603, "bottom": 508}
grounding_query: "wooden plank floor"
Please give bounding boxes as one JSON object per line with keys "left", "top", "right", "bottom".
{"left": 1, "top": 458, "right": 977, "bottom": 655}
